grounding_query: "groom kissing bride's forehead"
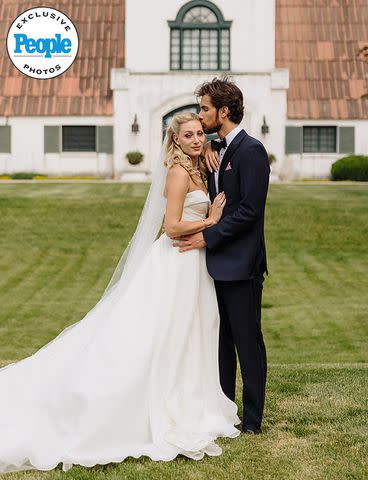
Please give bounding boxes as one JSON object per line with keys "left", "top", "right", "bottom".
{"left": 0, "top": 75, "right": 270, "bottom": 474}
{"left": 195, "top": 75, "right": 245, "bottom": 137}
{"left": 186, "top": 76, "right": 270, "bottom": 435}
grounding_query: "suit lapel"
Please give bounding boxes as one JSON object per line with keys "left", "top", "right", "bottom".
{"left": 208, "top": 171, "right": 216, "bottom": 201}
{"left": 218, "top": 129, "right": 247, "bottom": 193}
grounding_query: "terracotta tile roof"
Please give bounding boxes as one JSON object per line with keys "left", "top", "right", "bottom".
{"left": 0, "top": 0, "right": 124, "bottom": 116}
{"left": 276, "top": 0, "right": 368, "bottom": 119}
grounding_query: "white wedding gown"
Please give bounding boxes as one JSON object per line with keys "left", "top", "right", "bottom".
{"left": 0, "top": 190, "right": 240, "bottom": 474}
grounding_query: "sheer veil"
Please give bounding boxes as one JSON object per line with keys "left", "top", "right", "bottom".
{"left": 0, "top": 141, "right": 168, "bottom": 367}
{"left": 101, "top": 138, "right": 168, "bottom": 300}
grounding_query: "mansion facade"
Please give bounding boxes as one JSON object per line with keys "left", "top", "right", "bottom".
{"left": 0, "top": 0, "right": 367, "bottom": 180}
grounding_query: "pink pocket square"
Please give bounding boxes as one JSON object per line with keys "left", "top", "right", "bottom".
{"left": 225, "top": 162, "right": 232, "bottom": 171}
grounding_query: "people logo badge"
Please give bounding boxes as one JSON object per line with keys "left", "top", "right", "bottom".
{"left": 6, "top": 6, "right": 79, "bottom": 80}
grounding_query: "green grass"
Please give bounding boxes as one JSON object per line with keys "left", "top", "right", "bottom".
{"left": 0, "top": 183, "right": 367, "bottom": 479}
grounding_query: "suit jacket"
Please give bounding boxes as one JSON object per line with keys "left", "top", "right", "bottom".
{"left": 202, "top": 129, "right": 270, "bottom": 281}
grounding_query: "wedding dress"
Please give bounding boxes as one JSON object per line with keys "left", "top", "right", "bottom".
{"left": 0, "top": 189, "right": 240, "bottom": 474}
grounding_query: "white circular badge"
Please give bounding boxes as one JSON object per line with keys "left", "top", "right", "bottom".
{"left": 6, "top": 6, "right": 79, "bottom": 80}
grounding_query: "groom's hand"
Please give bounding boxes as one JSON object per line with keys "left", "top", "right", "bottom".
{"left": 204, "top": 142, "right": 220, "bottom": 173}
{"left": 172, "top": 232, "right": 206, "bottom": 252}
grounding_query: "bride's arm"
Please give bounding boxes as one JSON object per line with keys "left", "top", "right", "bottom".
{"left": 164, "top": 165, "right": 223, "bottom": 238}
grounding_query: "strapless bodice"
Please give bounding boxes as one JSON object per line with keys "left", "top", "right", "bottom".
{"left": 182, "top": 190, "right": 210, "bottom": 221}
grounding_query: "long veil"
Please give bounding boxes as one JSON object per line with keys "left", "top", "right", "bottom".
{"left": 0, "top": 140, "right": 168, "bottom": 365}
{"left": 101, "top": 138, "right": 168, "bottom": 300}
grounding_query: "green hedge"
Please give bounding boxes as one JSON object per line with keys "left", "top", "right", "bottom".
{"left": 9, "top": 172, "right": 46, "bottom": 179}
{"left": 331, "top": 155, "right": 368, "bottom": 181}
{"left": 0, "top": 173, "right": 103, "bottom": 180}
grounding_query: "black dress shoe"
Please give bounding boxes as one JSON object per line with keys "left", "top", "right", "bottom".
{"left": 243, "top": 427, "right": 262, "bottom": 435}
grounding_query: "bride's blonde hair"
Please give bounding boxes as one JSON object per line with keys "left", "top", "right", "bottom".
{"left": 164, "top": 112, "right": 207, "bottom": 184}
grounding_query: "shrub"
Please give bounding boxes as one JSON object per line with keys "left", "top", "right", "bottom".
{"left": 126, "top": 151, "right": 144, "bottom": 165}
{"left": 268, "top": 153, "right": 276, "bottom": 165}
{"left": 331, "top": 156, "right": 368, "bottom": 181}
{"left": 10, "top": 172, "right": 45, "bottom": 179}
{"left": 0, "top": 173, "right": 106, "bottom": 181}
{"left": 36, "top": 176, "right": 100, "bottom": 180}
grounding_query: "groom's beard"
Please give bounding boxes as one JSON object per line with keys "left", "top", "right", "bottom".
{"left": 203, "top": 123, "right": 222, "bottom": 135}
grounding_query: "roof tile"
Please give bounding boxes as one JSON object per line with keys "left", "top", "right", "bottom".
{"left": 276, "top": 0, "right": 368, "bottom": 119}
{"left": 0, "top": 0, "right": 125, "bottom": 116}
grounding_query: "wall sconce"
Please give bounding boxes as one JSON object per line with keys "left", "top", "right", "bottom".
{"left": 131, "top": 114, "right": 139, "bottom": 134}
{"left": 261, "top": 116, "right": 269, "bottom": 136}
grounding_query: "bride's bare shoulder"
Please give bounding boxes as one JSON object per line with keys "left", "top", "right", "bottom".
{"left": 164, "top": 165, "right": 190, "bottom": 197}
{"left": 167, "top": 164, "right": 189, "bottom": 180}
{"left": 166, "top": 164, "right": 190, "bottom": 186}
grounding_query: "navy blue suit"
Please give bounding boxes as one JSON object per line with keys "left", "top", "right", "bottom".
{"left": 203, "top": 129, "right": 270, "bottom": 430}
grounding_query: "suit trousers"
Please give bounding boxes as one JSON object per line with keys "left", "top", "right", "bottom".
{"left": 215, "top": 276, "right": 267, "bottom": 430}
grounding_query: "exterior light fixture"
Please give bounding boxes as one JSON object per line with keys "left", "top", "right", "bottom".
{"left": 131, "top": 114, "right": 139, "bottom": 134}
{"left": 261, "top": 116, "right": 269, "bottom": 136}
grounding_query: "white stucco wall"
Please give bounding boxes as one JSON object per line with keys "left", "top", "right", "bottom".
{"left": 114, "top": 0, "right": 286, "bottom": 180}
{"left": 2, "top": 1, "right": 366, "bottom": 181}
{"left": 125, "top": 0, "right": 275, "bottom": 73}
{"left": 110, "top": 68, "right": 288, "bottom": 179}
{"left": 0, "top": 116, "right": 114, "bottom": 176}
{"left": 0, "top": 0, "right": 286, "bottom": 179}
{"left": 281, "top": 119, "right": 368, "bottom": 180}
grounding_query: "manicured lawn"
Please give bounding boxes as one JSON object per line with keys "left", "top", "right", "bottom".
{"left": 0, "top": 183, "right": 367, "bottom": 479}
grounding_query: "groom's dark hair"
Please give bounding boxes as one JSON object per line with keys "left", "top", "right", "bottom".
{"left": 195, "top": 76, "right": 244, "bottom": 124}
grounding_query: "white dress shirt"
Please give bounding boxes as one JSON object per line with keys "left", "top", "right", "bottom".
{"left": 214, "top": 124, "right": 243, "bottom": 194}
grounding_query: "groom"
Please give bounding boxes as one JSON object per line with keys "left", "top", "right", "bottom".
{"left": 174, "top": 77, "right": 270, "bottom": 434}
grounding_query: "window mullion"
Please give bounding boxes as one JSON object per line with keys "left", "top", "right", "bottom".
{"left": 218, "top": 27, "right": 221, "bottom": 69}
{"left": 180, "top": 28, "right": 183, "bottom": 70}
{"left": 170, "top": 30, "right": 173, "bottom": 70}
{"left": 199, "top": 28, "right": 202, "bottom": 70}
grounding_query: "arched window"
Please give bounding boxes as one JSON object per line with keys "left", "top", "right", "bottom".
{"left": 168, "top": 1, "right": 231, "bottom": 71}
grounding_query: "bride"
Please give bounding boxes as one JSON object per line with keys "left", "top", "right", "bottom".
{"left": 0, "top": 112, "right": 240, "bottom": 474}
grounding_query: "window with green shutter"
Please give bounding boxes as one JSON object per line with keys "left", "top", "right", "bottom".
{"left": 45, "top": 126, "right": 114, "bottom": 153}
{"left": 303, "top": 127, "right": 337, "bottom": 153}
{"left": 44, "top": 126, "right": 61, "bottom": 153}
{"left": 339, "top": 127, "right": 355, "bottom": 154}
{"left": 97, "top": 126, "right": 113, "bottom": 154}
{"left": 168, "top": 1, "right": 231, "bottom": 71}
{"left": 0, "top": 126, "right": 11, "bottom": 153}
{"left": 285, "top": 126, "right": 302, "bottom": 154}
{"left": 62, "top": 126, "right": 96, "bottom": 152}
{"left": 286, "top": 126, "right": 356, "bottom": 155}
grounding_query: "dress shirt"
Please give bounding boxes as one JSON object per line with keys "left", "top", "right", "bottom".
{"left": 214, "top": 124, "right": 243, "bottom": 194}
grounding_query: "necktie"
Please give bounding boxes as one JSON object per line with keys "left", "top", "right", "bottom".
{"left": 211, "top": 138, "right": 227, "bottom": 152}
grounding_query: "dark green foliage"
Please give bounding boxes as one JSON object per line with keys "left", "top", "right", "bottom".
{"left": 8, "top": 172, "right": 47, "bottom": 179}
{"left": 331, "top": 155, "right": 368, "bottom": 181}
{"left": 126, "top": 151, "right": 144, "bottom": 165}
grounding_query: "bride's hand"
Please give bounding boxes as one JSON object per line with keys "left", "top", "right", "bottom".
{"left": 208, "top": 192, "right": 226, "bottom": 224}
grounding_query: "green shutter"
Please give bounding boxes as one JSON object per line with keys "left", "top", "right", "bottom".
{"left": 339, "top": 127, "right": 355, "bottom": 154}
{"left": 97, "top": 126, "right": 113, "bottom": 154}
{"left": 44, "top": 126, "right": 60, "bottom": 153}
{"left": 285, "top": 126, "right": 302, "bottom": 154}
{"left": 0, "top": 126, "right": 11, "bottom": 153}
